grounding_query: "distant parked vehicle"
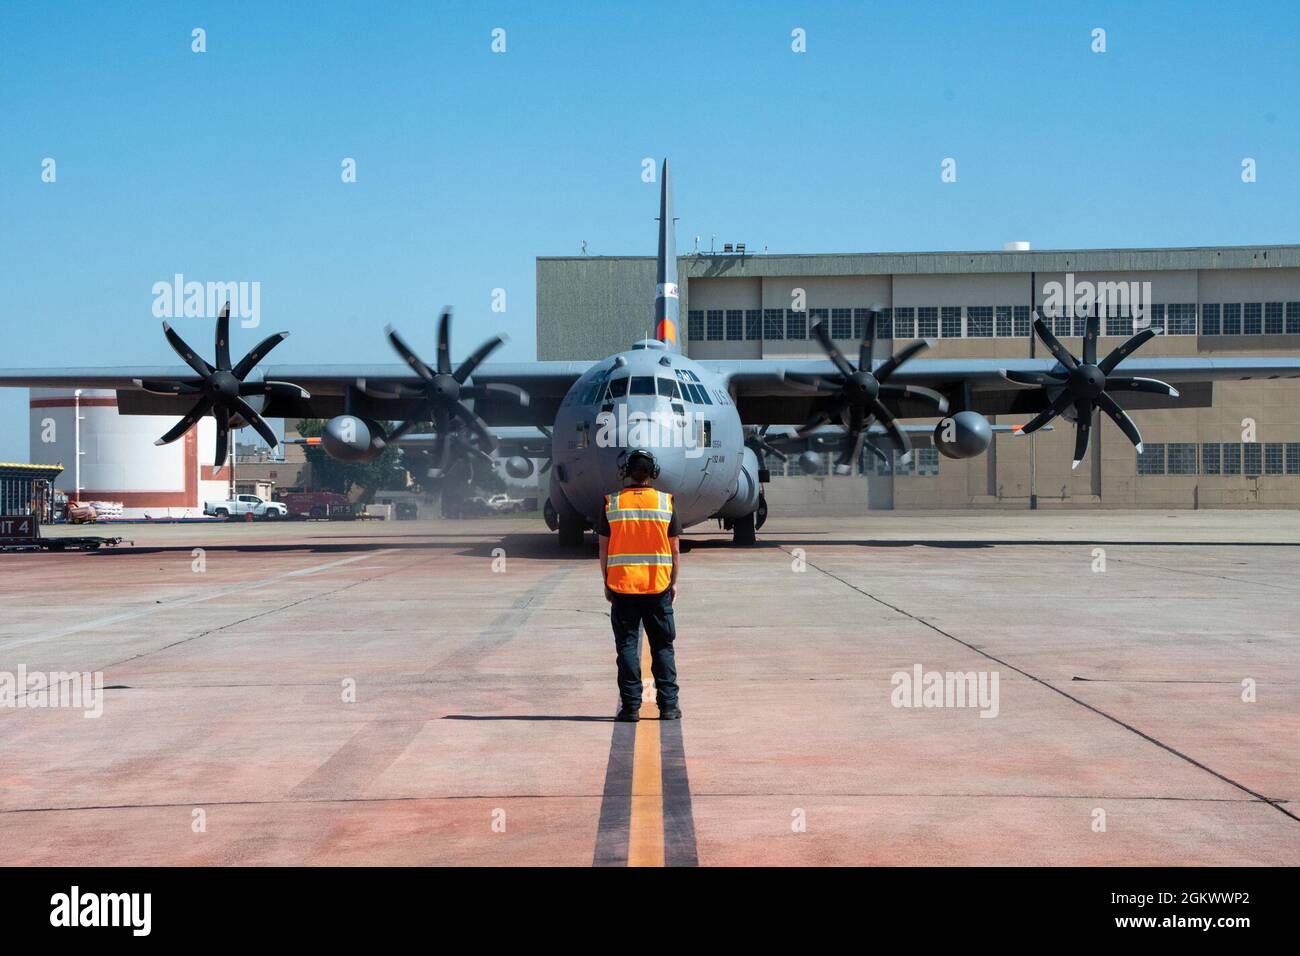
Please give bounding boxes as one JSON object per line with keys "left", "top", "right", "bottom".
{"left": 203, "top": 495, "right": 288, "bottom": 520}
{"left": 278, "top": 491, "right": 352, "bottom": 519}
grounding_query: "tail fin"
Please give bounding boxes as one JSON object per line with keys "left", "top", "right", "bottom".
{"left": 654, "top": 158, "right": 680, "bottom": 351}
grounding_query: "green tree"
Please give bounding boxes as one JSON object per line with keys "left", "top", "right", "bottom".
{"left": 295, "top": 419, "right": 407, "bottom": 502}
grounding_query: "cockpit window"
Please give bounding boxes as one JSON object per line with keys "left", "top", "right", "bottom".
{"left": 656, "top": 377, "right": 680, "bottom": 398}
{"left": 629, "top": 376, "right": 656, "bottom": 395}
{"left": 608, "top": 376, "right": 629, "bottom": 398}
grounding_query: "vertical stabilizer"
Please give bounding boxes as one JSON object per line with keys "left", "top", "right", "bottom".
{"left": 654, "top": 159, "right": 680, "bottom": 350}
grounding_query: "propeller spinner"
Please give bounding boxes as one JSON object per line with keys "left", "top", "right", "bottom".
{"left": 136, "top": 302, "right": 307, "bottom": 471}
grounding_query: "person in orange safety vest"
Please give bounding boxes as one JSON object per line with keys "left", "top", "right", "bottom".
{"left": 597, "top": 449, "right": 681, "bottom": 722}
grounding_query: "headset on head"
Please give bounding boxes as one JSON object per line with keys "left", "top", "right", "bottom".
{"left": 619, "top": 448, "right": 660, "bottom": 480}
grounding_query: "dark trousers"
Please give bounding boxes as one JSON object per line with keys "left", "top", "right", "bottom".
{"left": 610, "top": 589, "right": 678, "bottom": 708}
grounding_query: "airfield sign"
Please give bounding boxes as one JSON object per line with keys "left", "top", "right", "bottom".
{"left": 0, "top": 515, "right": 38, "bottom": 541}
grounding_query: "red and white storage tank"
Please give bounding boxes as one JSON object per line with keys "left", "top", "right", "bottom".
{"left": 28, "top": 388, "right": 232, "bottom": 518}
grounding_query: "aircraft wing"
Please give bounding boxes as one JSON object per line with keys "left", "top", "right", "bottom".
{"left": 342, "top": 426, "right": 554, "bottom": 459}
{"left": 0, "top": 361, "right": 593, "bottom": 428}
{"left": 759, "top": 421, "right": 1045, "bottom": 457}
{"left": 709, "top": 355, "right": 1300, "bottom": 424}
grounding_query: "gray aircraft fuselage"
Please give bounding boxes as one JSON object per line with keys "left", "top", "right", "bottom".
{"left": 548, "top": 339, "right": 759, "bottom": 529}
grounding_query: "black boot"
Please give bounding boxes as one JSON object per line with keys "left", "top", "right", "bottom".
{"left": 615, "top": 704, "right": 641, "bottom": 722}
{"left": 658, "top": 704, "right": 682, "bottom": 720}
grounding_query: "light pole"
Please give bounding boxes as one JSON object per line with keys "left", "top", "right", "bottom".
{"left": 73, "top": 389, "right": 83, "bottom": 502}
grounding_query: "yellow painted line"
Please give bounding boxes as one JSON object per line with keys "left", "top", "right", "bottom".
{"left": 627, "top": 635, "right": 664, "bottom": 867}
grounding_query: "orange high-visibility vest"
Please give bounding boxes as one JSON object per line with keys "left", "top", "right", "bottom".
{"left": 604, "top": 487, "right": 675, "bottom": 595}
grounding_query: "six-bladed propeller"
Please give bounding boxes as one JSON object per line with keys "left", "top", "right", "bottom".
{"left": 789, "top": 310, "right": 949, "bottom": 474}
{"left": 1002, "top": 311, "right": 1178, "bottom": 469}
{"left": 137, "top": 302, "right": 307, "bottom": 471}
{"left": 373, "top": 309, "right": 529, "bottom": 474}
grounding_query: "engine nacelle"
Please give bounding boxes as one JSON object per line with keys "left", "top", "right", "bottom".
{"left": 714, "top": 447, "right": 763, "bottom": 519}
{"left": 321, "top": 415, "right": 386, "bottom": 462}
{"left": 933, "top": 411, "right": 993, "bottom": 459}
{"left": 504, "top": 456, "right": 534, "bottom": 479}
{"left": 797, "top": 450, "right": 824, "bottom": 474}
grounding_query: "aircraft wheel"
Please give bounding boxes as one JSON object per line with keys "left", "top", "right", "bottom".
{"left": 558, "top": 515, "right": 585, "bottom": 547}
{"left": 732, "top": 510, "right": 756, "bottom": 546}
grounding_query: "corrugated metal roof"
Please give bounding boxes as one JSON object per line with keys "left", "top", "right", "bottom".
{"left": 0, "top": 462, "right": 65, "bottom": 473}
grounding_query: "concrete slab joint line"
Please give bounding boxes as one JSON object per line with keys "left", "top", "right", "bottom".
{"left": 781, "top": 546, "right": 1300, "bottom": 826}
{"left": 290, "top": 569, "right": 572, "bottom": 804}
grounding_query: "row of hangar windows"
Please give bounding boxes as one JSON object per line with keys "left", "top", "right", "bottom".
{"left": 686, "top": 302, "right": 1300, "bottom": 341}
{"left": 1136, "top": 442, "right": 1300, "bottom": 476}
{"left": 769, "top": 442, "right": 1300, "bottom": 480}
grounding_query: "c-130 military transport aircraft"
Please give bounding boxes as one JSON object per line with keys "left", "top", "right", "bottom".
{"left": 5, "top": 159, "right": 1300, "bottom": 545}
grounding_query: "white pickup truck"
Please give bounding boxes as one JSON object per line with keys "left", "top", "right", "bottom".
{"left": 203, "top": 494, "right": 288, "bottom": 519}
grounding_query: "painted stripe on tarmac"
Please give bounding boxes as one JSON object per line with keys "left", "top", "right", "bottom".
{"left": 593, "top": 632, "right": 699, "bottom": 867}
{"left": 627, "top": 638, "right": 664, "bottom": 867}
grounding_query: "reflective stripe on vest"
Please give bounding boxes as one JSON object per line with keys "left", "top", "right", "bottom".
{"left": 604, "top": 487, "right": 674, "bottom": 595}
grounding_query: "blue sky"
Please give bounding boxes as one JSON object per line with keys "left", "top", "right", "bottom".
{"left": 2, "top": 0, "right": 1298, "bottom": 461}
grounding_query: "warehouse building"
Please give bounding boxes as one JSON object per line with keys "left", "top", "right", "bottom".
{"left": 537, "top": 245, "right": 1300, "bottom": 509}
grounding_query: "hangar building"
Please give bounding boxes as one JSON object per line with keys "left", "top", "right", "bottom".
{"left": 537, "top": 245, "right": 1300, "bottom": 510}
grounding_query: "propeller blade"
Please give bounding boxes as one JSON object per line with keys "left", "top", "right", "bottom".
{"left": 238, "top": 381, "right": 311, "bottom": 401}
{"left": 862, "top": 439, "right": 889, "bottom": 464}
{"left": 784, "top": 371, "right": 843, "bottom": 392}
{"left": 355, "top": 378, "right": 424, "bottom": 400}
{"left": 229, "top": 396, "right": 280, "bottom": 449}
{"left": 231, "top": 331, "right": 290, "bottom": 380}
{"left": 1071, "top": 401, "right": 1092, "bottom": 469}
{"left": 1017, "top": 389, "right": 1074, "bottom": 435}
{"left": 835, "top": 429, "right": 866, "bottom": 475}
{"left": 1032, "top": 315, "right": 1079, "bottom": 370}
{"left": 999, "top": 369, "right": 1068, "bottom": 388}
{"left": 213, "top": 405, "right": 230, "bottom": 471}
{"left": 459, "top": 436, "right": 495, "bottom": 466}
{"left": 454, "top": 334, "right": 507, "bottom": 384}
{"left": 436, "top": 309, "right": 453, "bottom": 376}
{"left": 134, "top": 378, "right": 201, "bottom": 396}
{"left": 155, "top": 397, "right": 213, "bottom": 445}
{"left": 435, "top": 432, "right": 452, "bottom": 473}
{"left": 858, "top": 309, "right": 879, "bottom": 369}
{"left": 1083, "top": 311, "right": 1100, "bottom": 365}
{"left": 377, "top": 420, "right": 419, "bottom": 448}
{"left": 386, "top": 325, "right": 435, "bottom": 381}
{"left": 1105, "top": 376, "right": 1179, "bottom": 397}
{"left": 462, "top": 381, "right": 528, "bottom": 406}
{"left": 873, "top": 340, "right": 929, "bottom": 382}
{"left": 457, "top": 405, "right": 499, "bottom": 452}
{"left": 1096, "top": 391, "right": 1144, "bottom": 451}
{"left": 795, "top": 410, "right": 831, "bottom": 438}
{"left": 877, "top": 383, "right": 950, "bottom": 413}
{"left": 540, "top": 459, "right": 552, "bottom": 474}
{"left": 870, "top": 400, "right": 912, "bottom": 456}
{"left": 162, "top": 323, "right": 214, "bottom": 377}
{"left": 759, "top": 441, "right": 787, "bottom": 462}
{"left": 812, "top": 322, "right": 856, "bottom": 377}
{"left": 1098, "top": 328, "right": 1157, "bottom": 374}
{"left": 215, "top": 301, "right": 232, "bottom": 371}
